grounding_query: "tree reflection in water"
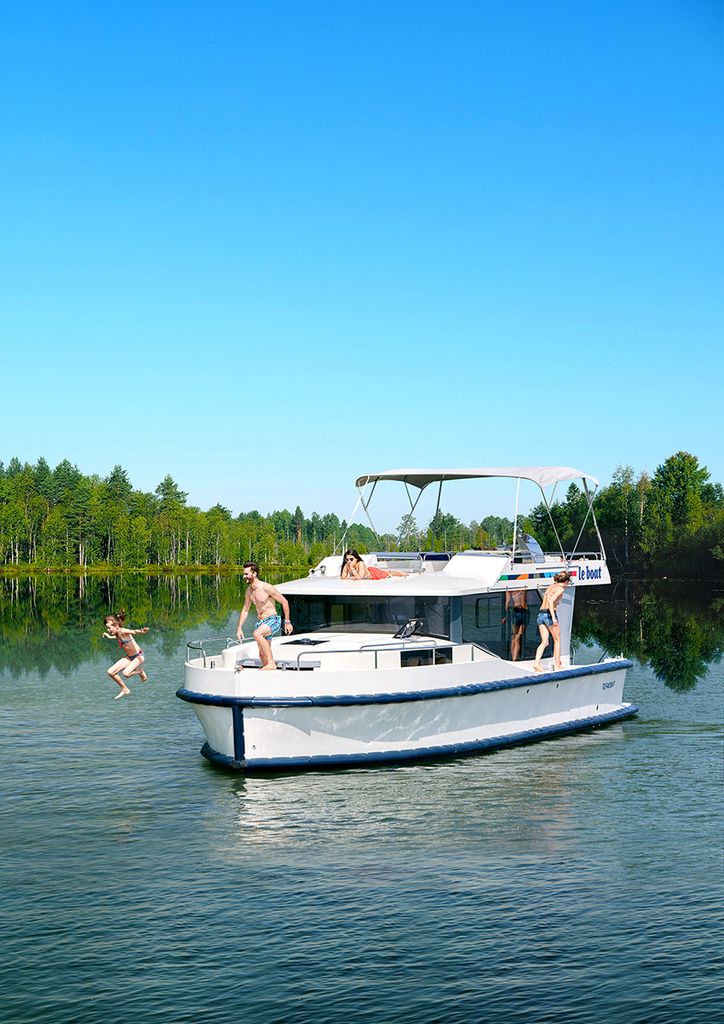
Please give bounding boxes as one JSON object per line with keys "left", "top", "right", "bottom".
{"left": 0, "top": 573, "right": 721, "bottom": 690}
{"left": 574, "top": 581, "right": 723, "bottom": 691}
{"left": 0, "top": 573, "right": 249, "bottom": 678}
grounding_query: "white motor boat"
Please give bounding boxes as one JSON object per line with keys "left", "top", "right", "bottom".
{"left": 177, "top": 467, "right": 637, "bottom": 770}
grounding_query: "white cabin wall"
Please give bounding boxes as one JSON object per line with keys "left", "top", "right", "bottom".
{"left": 557, "top": 588, "right": 575, "bottom": 662}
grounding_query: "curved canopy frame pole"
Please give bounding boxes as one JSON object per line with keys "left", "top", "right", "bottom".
{"left": 569, "top": 481, "right": 598, "bottom": 558}
{"left": 337, "top": 479, "right": 380, "bottom": 553}
{"left": 358, "top": 479, "right": 383, "bottom": 549}
{"left": 583, "top": 479, "right": 607, "bottom": 560}
{"left": 397, "top": 481, "right": 427, "bottom": 548}
{"left": 511, "top": 477, "right": 521, "bottom": 560}
{"left": 405, "top": 481, "right": 427, "bottom": 517}
{"left": 336, "top": 489, "right": 364, "bottom": 554}
{"left": 431, "top": 478, "right": 445, "bottom": 549}
{"left": 433, "top": 479, "right": 444, "bottom": 519}
{"left": 540, "top": 486, "right": 566, "bottom": 560}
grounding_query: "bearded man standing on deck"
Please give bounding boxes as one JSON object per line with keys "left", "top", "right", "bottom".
{"left": 236, "top": 561, "right": 293, "bottom": 670}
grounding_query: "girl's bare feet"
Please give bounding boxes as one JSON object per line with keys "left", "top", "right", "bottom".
{"left": 533, "top": 664, "right": 543, "bottom": 673}
{"left": 139, "top": 671, "right": 148, "bottom": 682}
{"left": 114, "top": 687, "right": 131, "bottom": 699}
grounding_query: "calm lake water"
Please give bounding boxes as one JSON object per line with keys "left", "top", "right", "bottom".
{"left": 1, "top": 575, "right": 722, "bottom": 1024}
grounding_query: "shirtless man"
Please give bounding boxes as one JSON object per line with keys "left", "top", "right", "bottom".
{"left": 502, "top": 588, "right": 528, "bottom": 661}
{"left": 236, "top": 561, "right": 293, "bottom": 670}
{"left": 534, "top": 571, "right": 572, "bottom": 672}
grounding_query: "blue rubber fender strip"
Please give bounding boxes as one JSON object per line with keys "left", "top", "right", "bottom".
{"left": 176, "top": 658, "right": 634, "bottom": 709}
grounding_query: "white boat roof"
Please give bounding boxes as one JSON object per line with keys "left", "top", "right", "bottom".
{"left": 356, "top": 466, "right": 599, "bottom": 489}
{"left": 279, "top": 573, "right": 498, "bottom": 598}
{"left": 279, "top": 560, "right": 573, "bottom": 598}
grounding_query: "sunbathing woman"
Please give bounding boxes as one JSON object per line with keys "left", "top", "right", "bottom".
{"left": 340, "top": 549, "right": 408, "bottom": 580}
{"left": 102, "top": 609, "right": 150, "bottom": 699}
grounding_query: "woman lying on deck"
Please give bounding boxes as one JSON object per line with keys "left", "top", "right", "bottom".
{"left": 340, "top": 549, "right": 408, "bottom": 580}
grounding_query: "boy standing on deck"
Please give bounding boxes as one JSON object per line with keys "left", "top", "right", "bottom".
{"left": 236, "top": 561, "right": 293, "bottom": 670}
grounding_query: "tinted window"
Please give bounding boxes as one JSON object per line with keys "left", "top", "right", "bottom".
{"left": 401, "top": 649, "right": 433, "bottom": 668}
{"left": 462, "top": 591, "right": 549, "bottom": 662}
{"left": 288, "top": 595, "right": 450, "bottom": 638}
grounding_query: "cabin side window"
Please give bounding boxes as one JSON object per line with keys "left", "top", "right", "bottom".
{"left": 462, "top": 591, "right": 547, "bottom": 661}
{"left": 287, "top": 596, "right": 450, "bottom": 638}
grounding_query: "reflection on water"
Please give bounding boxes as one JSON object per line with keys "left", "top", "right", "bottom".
{"left": 0, "top": 573, "right": 722, "bottom": 690}
{"left": 226, "top": 727, "right": 627, "bottom": 856}
{"left": 0, "top": 573, "right": 245, "bottom": 678}
{"left": 574, "top": 581, "right": 724, "bottom": 691}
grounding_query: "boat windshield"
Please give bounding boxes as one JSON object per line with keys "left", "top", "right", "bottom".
{"left": 288, "top": 595, "right": 450, "bottom": 638}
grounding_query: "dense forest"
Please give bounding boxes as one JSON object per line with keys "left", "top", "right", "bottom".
{"left": 0, "top": 452, "right": 721, "bottom": 576}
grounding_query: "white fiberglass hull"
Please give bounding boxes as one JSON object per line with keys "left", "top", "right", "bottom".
{"left": 177, "top": 659, "right": 636, "bottom": 771}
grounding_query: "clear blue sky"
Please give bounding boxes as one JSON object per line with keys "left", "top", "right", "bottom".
{"left": 2, "top": 1, "right": 722, "bottom": 526}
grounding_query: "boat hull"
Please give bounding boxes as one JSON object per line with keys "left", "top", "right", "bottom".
{"left": 177, "top": 660, "right": 636, "bottom": 771}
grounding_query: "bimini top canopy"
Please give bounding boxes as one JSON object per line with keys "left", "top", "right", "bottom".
{"left": 355, "top": 467, "right": 599, "bottom": 490}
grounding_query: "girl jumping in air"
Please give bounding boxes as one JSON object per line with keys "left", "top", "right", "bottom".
{"left": 102, "top": 610, "right": 150, "bottom": 699}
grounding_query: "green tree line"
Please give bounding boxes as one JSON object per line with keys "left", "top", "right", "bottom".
{"left": 0, "top": 456, "right": 510, "bottom": 570}
{"left": 0, "top": 458, "right": 377, "bottom": 569}
{"left": 0, "top": 451, "right": 721, "bottom": 574}
{"left": 522, "top": 451, "right": 723, "bottom": 575}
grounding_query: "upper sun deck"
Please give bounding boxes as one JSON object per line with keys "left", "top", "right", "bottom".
{"left": 277, "top": 464, "right": 610, "bottom": 598}
{"left": 278, "top": 549, "right": 610, "bottom": 598}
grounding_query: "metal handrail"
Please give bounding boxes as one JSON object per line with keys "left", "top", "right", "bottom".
{"left": 186, "top": 636, "right": 240, "bottom": 667}
{"left": 358, "top": 637, "right": 446, "bottom": 652}
{"left": 294, "top": 639, "right": 487, "bottom": 671}
{"left": 188, "top": 636, "right": 498, "bottom": 671}
{"left": 510, "top": 548, "right": 605, "bottom": 561}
